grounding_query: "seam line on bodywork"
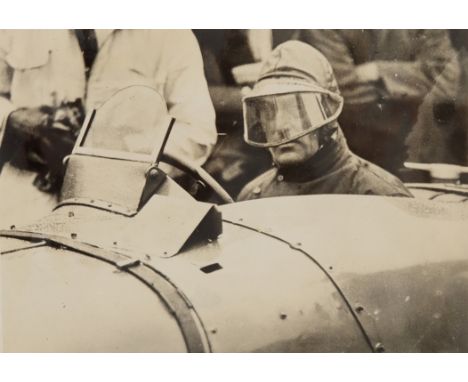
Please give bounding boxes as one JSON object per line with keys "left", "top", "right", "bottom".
{"left": 222, "top": 218, "right": 376, "bottom": 352}
{"left": 0, "top": 241, "right": 47, "bottom": 255}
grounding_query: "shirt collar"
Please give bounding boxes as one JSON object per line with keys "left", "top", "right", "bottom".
{"left": 277, "top": 127, "right": 352, "bottom": 182}
{"left": 95, "top": 29, "right": 117, "bottom": 48}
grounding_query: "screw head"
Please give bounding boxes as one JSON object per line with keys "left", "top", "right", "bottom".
{"left": 147, "top": 167, "right": 159, "bottom": 177}
{"left": 375, "top": 343, "right": 385, "bottom": 352}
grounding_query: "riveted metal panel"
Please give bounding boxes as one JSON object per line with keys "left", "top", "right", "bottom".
{"left": 141, "top": 222, "right": 371, "bottom": 352}
{"left": 220, "top": 195, "right": 468, "bottom": 352}
{"left": 19, "top": 195, "right": 219, "bottom": 258}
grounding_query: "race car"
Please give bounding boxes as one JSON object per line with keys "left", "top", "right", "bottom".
{"left": 1, "top": 86, "right": 467, "bottom": 352}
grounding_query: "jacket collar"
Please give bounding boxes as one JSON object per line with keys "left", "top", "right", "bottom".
{"left": 277, "top": 127, "right": 352, "bottom": 182}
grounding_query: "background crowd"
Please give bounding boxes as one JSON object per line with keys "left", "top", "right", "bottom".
{"left": 195, "top": 29, "right": 468, "bottom": 196}
{"left": 0, "top": 29, "right": 467, "bottom": 215}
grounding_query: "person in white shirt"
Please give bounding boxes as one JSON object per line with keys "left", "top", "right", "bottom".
{"left": 0, "top": 29, "right": 216, "bottom": 226}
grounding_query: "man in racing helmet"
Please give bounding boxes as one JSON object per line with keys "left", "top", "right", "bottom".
{"left": 237, "top": 41, "right": 412, "bottom": 201}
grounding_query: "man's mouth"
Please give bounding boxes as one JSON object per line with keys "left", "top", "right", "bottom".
{"left": 275, "top": 141, "right": 299, "bottom": 152}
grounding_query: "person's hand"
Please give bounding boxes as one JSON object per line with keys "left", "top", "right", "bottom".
{"left": 355, "top": 62, "right": 380, "bottom": 83}
{"left": 36, "top": 127, "right": 76, "bottom": 175}
{"left": 231, "top": 62, "right": 264, "bottom": 86}
{"left": 6, "top": 106, "right": 54, "bottom": 140}
{"left": 35, "top": 100, "right": 84, "bottom": 177}
{"left": 6, "top": 103, "right": 83, "bottom": 180}
{"left": 52, "top": 98, "right": 84, "bottom": 137}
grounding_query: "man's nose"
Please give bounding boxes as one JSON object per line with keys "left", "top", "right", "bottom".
{"left": 270, "top": 124, "right": 294, "bottom": 141}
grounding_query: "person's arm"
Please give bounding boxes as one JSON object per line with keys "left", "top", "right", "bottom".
{"left": 300, "top": 29, "right": 381, "bottom": 104}
{"left": 161, "top": 30, "right": 217, "bottom": 167}
{"left": 236, "top": 179, "right": 256, "bottom": 201}
{"left": 301, "top": 30, "right": 457, "bottom": 103}
{"left": 0, "top": 31, "right": 15, "bottom": 146}
{"left": 373, "top": 30, "right": 458, "bottom": 100}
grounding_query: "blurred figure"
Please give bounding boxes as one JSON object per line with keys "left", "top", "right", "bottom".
{"left": 450, "top": 30, "right": 468, "bottom": 167}
{"left": 194, "top": 29, "right": 272, "bottom": 197}
{"left": 405, "top": 30, "right": 466, "bottom": 170}
{"left": 238, "top": 41, "right": 412, "bottom": 201}
{"left": 0, "top": 29, "right": 216, "bottom": 225}
{"left": 295, "top": 30, "right": 459, "bottom": 176}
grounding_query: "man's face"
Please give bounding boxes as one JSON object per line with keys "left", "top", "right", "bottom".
{"left": 269, "top": 131, "right": 320, "bottom": 167}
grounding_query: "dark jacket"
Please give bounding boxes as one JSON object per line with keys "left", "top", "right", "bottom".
{"left": 237, "top": 128, "right": 413, "bottom": 201}
{"left": 293, "top": 30, "right": 459, "bottom": 174}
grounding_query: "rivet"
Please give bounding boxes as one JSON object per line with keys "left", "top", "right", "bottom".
{"left": 113, "top": 241, "right": 118, "bottom": 246}
{"left": 355, "top": 304, "right": 364, "bottom": 313}
{"left": 68, "top": 211, "right": 74, "bottom": 218}
{"left": 10, "top": 225, "right": 16, "bottom": 230}
{"left": 148, "top": 168, "right": 159, "bottom": 177}
{"left": 296, "top": 242, "right": 302, "bottom": 247}
{"left": 375, "top": 343, "right": 385, "bottom": 352}
{"left": 210, "top": 328, "right": 217, "bottom": 334}
{"left": 279, "top": 312, "right": 287, "bottom": 320}
{"left": 144, "top": 254, "right": 151, "bottom": 261}
{"left": 71, "top": 233, "right": 77, "bottom": 239}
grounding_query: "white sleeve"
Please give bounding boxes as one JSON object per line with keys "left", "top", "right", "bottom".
{"left": 160, "top": 30, "right": 217, "bottom": 167}
{"left": 0, "top": 31, "right": 14, "bottom": 146}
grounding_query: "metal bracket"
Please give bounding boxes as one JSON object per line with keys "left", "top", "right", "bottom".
{"left": 116, "top": 258, "right": 141, "bottom": 270}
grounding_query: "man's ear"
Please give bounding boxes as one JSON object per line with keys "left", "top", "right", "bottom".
{"left": 318, "top": 123, "right": 338, "bottom": 146}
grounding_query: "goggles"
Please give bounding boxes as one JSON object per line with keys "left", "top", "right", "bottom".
{"left": 243, "top": 85, "right": 343, "bottom": 148}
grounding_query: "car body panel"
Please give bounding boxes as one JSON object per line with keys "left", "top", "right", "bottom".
{"left": 1, "top": 246, "right": 187, "bottom": 352}
{"left": 0, "top": 216, "right": 371, "bottom": 352}
{"left": 220, "top": 195, "right": 468, "bottom": 352}
{"left": 2, "top": 190, "right": 468, "bottom": 352}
